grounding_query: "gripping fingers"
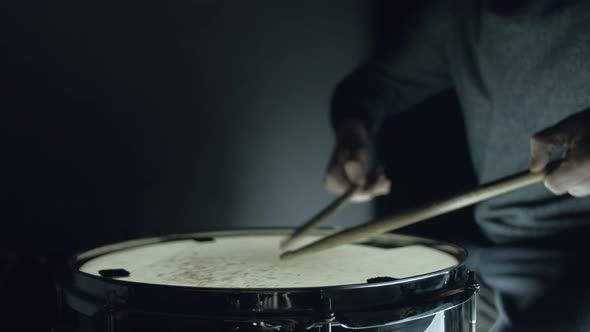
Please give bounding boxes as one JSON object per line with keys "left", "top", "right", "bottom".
{"left": 568, "top": 177, "right": 590, "bottom": 197}
{"left": 324, "top": 165, "right": 351, "bottom": 194}
{"left": 325, "top": 157, "right": 368, "bottom": 194}
{"left": 544, "top": 152, "right": 590, "bottom": 195}
{"left": 348, "top": 167, "right": 391, "bottom": 202}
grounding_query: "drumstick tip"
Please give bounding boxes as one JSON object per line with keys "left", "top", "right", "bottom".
{"left": 279, "top": 250, "right": 295, "bottom": 260}
{"left": 279, "top": 237, "right": 291, "bottom": 251}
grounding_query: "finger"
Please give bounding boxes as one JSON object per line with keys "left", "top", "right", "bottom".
{"left": 530, "top": 128, "right": 570, "bottom": 172}
{"left": 325, "top": 157, "right": 367, "bottom": 194}
{"left": 568, "top": 177, "right": 590, "bottom": 197}
{"left": 343, "top": 160, "right": 373, "bottom": 202}
{"left": 364, "top": 167, "right": 390, "bottom": 193}
{"left": 544, "top": 159, "right": 590, "bottom": 195}
{"left": 325, "top": 159, "right": 351, "bottom": 194}
{"left": 348, "top": 184, "right": 391, "bottom": 202}
{"left": 348, "top": 171, "right": 391, "bottom": 202}
{"left": 343, "top": 160, "right": 366, "bottom": 185}
{"left": 529, "top": 112, "right": 586, "bottom": 172}
{"left": 324, "top": 138, "right": 370, "bottom": 198}
{"left": 364, "top": 173, "right": 391, "bottom": 196}
{"left": 324, "top": 165, "right": 350, "bottom": 194}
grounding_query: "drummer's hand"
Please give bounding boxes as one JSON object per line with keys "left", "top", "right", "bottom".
{"left": 530, "top": 109, "right": 590, "bottom": 197}
{"left": 324, "top": 120, "right": 391, "bottom": 202}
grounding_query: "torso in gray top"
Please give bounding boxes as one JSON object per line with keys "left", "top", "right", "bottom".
{"left": 332, "top": 0, "right": 590, "bottom": 243}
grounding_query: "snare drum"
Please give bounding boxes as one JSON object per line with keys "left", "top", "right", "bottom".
{"left": 57, "top": 229, "right": 479, "bottom": 332}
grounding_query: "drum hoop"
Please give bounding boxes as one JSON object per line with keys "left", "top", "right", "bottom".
{"left": 58, "top": 228, "right": 476, "bottom": 329}
{"left": 72, "top": 227, "right": 468, "bottom": 290}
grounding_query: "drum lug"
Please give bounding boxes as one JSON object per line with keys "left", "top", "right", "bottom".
{"left": 467, "top": 271, "right": 480, "bottom": 293}
{"left": 104, "top": 289, "right": 128, "bottom": 332}
{"left": 315, "top": 293, "right": 336, "bottom": 331}
{"left": 466, "top": 271, "right": 480, "bottom": 332}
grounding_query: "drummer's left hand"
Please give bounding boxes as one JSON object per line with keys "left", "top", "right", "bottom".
{"left": 530, "top": 109, "right": 590, "bottom": 197}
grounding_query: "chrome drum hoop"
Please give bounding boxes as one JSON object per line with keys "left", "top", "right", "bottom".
{"left": 57, "top": 228, "right": 478, "bottom": 331}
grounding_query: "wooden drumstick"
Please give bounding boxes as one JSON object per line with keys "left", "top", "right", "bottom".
{"left": 280, "top": 167, "right": 552, "bottom": 260}
{"left": 280, "top": 184, "right": 361, "bottom": 251}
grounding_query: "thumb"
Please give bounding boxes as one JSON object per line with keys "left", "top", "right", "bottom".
{"left": 530, "top": 119, "right": 576, "bottom": 172}
{"left": 343, "top": 160, "right": 366, "bottom": 186}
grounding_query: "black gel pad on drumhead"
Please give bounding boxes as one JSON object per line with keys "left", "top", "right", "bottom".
{"left": 192, "top": 237, "right": 215, "bottom": 242}
{"left": 367, "top": 276, "right": 398, "bottom": 283}
{"left": 98, "top": 269, "right": 130, "bottom": 278}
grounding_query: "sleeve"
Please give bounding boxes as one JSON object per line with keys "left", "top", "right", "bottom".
{"left": 331, "top": 3, "right": 454, "bottom": 135}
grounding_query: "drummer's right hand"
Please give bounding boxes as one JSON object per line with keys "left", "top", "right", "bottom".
{"left": 324, "top": 120, "right": 391, "bottom": 203}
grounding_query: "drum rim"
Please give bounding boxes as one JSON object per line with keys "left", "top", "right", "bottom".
{"left": 58, "top": 228, "right": 476, "bottom": 329}
{"left": 69, "top": 228, "right": 468, "bottom": 292}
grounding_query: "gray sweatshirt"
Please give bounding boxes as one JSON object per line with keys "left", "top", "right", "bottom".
{"left": 332, "top": 0, "right": 590, "bottom": 244}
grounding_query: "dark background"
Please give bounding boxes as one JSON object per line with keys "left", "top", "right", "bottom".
{"left": 1, "top": 0, "right": 480, "bottom": 330}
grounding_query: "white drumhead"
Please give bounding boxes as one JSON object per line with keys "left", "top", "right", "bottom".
{"left": 79, "top": 235, "right": 458, "bottom": 288}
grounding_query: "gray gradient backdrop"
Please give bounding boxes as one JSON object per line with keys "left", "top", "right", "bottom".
{"left": 3, "top": 0, "right": 374, "bottom": 252}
